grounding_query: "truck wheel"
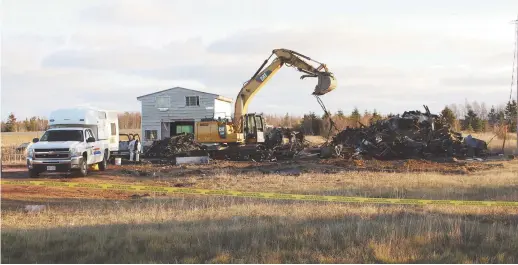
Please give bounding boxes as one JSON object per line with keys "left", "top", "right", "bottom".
{"left": 29, "top": 169, "right": 39, "bottom": 178}
{"left": 77, "top": 157, "right": 88, "bottom": 177}
{"left": 98, "top": 151, "right": 108, "bottom": 171}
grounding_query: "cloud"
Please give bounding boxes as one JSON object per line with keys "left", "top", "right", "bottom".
{"left": 206, "top": 26, "right": 508, "bottom": 66}
{"left": 1, "top": 33, "right": 66, "bottom": 72}
{"left": 41, "top": 38, "right": 206, "bottom": 70}
{"left": 441, "top": 75, "right": 510, "bottom": 87}
{"left": 34, "top": 27, "right": 513, "bottom": 117}
{"left": 0, "top": 67, "right": 202, "bottom": 119}
{"left": 3, "top": 0, "right": 517, "bottom": 120}
{"left": 78, "top": 0, "right": 185, "bottom": 27}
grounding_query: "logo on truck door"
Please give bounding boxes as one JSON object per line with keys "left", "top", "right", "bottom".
{"left": 255, "top": 70, "right": 272, "bottom": 83}
{"left": 93, "top": 147, "right": 101, "bottom": 155}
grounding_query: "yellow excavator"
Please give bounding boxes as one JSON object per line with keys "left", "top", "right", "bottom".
{"left": 194, "top": 48, "right": 337, "bottom": 149}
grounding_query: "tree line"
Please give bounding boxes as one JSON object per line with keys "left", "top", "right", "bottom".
{"left": 264, "top": 100, "right": 518, "bottom": 136}
{"left": 1, "top": 112, "right": 142, "bottom": 132}
{"left": 2, "top": 100, "right": 516, "bottom": 135}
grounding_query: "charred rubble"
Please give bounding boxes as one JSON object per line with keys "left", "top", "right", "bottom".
{"left": 142, "top": 106, "right": 488, "bottom": 162}
{"left": 264, "top": 127, "right": 308, "bottom": 158}
{"left": 142, "top": 128, "right": 307, "bottom": 161}
{"left": 327, "top": 106, "right": 488, "bottom": 160}
{"left": 143, "top": 133, "right": 205, "bottom": 158}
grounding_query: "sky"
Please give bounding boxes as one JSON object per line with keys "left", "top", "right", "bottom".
{"left": 2, "top": 0, "right": 518, "bottom": 120}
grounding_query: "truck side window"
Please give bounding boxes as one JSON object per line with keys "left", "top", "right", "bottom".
{"left": 111, "top": 123, "right": 117, "bottom": 136}
{"left": 85, "top": 129, "right": 95, "bottom": 141}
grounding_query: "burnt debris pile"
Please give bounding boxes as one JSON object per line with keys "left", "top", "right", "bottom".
{"left": 142, "top": 128, "right": 308, "bottom": 161}
{"left": 329, "top": 106, "right": 488, "bottom": 160}
{"left": 144, "top": 133, "right": 204, "bottom": 158}
{"left": 265, "top": 127, "right": 308, "bottom": 158}
{"left": 214, "top": 127, "right": 308, "bottom": 161}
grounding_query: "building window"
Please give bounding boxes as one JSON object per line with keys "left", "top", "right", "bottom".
{"left": 145, "top": 130, "right": 157, "bottom": 140}
{"left": 186, "top": 96, "right": 200, "bottom": 106}
{"left": 176, "top": 125, "right": 193, "bottom": 134}
{"left": 156, "top": 96, "right": 171, "bottom": 108}
{"left": 111, "top": 123, "right": 117, "bottom": 136}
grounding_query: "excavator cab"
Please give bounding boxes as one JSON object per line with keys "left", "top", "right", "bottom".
{"left": 243, "top": 113, "right": 266, "bottom": 144}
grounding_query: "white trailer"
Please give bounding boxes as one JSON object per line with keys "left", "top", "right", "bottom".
{"left": 26, "top": 107, "right": 119, "bottom": 177}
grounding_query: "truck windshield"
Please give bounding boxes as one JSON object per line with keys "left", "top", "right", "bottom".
{"left": 40, "top": 130, "right": 84, "bottom": 142}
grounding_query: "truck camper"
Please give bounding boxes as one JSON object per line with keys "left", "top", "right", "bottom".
{"left": 26, "top": 107, "right": 119, "bottom": 177}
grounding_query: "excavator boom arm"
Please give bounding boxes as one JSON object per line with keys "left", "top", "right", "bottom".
{"left": 233, "top": 49, "right": 337, "bottom": 132}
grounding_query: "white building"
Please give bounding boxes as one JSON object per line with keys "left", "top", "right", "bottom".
{"left": 137, "top": 87, "right": 233, "bottom": 145}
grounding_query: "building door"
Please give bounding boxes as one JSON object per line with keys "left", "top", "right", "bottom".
{"left": 161, "top": 122, "right": 171, "bottom": 139}
{"left": 170, "top": 121, "right": 195, "bottom": 136}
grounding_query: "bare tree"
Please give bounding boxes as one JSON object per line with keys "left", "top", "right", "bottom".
{"left": 448, "top": 103, "right": 460, "bottom": 119}
{"left": 480, "top": 102, "right": 488, "bottom": 119}
{"left": 472, "top": 101, "right": 481, "bottom": 117}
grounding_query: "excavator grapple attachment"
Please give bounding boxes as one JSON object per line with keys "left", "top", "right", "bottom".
{"left": 313, "top": 75, "right": 337, "bottom": 96}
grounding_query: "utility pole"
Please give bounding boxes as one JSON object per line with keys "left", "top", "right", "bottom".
{"left": 512, "top": 15, "right": 518, "bottom": 154}
{"left": 515, "top": 15, "right": 518, "bottom": 153}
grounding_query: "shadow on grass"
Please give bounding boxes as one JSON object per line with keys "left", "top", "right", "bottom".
{"left": 0, "top": 169, "right": 108, "bottom": 179}
{"left": 2, "top": 209, "right": 518, "bottom": 263}
{"left": 319, "top": 185, "right": 518, "bottom": 202}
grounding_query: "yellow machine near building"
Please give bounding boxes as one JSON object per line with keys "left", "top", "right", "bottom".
{"left": 194, "top": 48, "right": 337, "bottom": 148}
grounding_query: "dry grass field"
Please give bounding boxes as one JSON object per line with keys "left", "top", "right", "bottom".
{"left": 1, "top": 131, "right": 44, "bottom": 146}
{"left": 1, "top": 159, "right": 518, "bottom": 263}
{"left": 469, "top": 132, "right": 517, "bottom": 154}
{"left": 1, "top": 128, "right": 517, "bottom": 263}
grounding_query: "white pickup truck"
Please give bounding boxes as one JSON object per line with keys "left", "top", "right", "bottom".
{"left": 26, "top": 107, "right": 119, "bottom": 177}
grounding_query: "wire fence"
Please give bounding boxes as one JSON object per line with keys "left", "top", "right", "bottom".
{"left": 1, "top": 145, "right": 27, "bottom": 165}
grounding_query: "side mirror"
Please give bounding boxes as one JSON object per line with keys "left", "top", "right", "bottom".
{"left": 86, "top": 137, "right": 96, "bottom": 143}
{"left": 32, "top": 138, "right": 39, "bottom": 143}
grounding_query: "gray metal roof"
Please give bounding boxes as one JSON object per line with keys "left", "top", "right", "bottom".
{"left": 136, "top": 87, "right": 232, "bottom": 102}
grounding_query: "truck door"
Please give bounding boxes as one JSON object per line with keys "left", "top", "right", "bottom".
{"left": 85, "top": 129, "right": 102, "bottom": 164}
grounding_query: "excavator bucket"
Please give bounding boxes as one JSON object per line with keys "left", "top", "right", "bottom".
{"left": 313, "top": 75, "right": 337, "bottom": 96}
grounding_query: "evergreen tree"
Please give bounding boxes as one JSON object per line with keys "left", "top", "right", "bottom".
{"left": 481, "top": 119, "right": 489, "bottom": 132}
{"left": 440, "top": 106, "right": 456, "bottom": 128}
{"left": 282, "top": 112, "right": 290, "bottom": 127}
{"left": 350, "top": 107, "right": 361, "bottom": 125}
{"left": 463, "top": 109, "right": 485, "bottom": 132}
{"left": 497, "top": 109, "right": 506, "bottom": 124}
{"left": 336, "top": 110, "right": 345, "bottom": 119}
{"left": 370, "top": 109, "right": 382, "bottom": 124}
{"left": 487, "top": 105, "right": 498, "bottom": 126}
{"left": 504, "top": 100, "right": 517, "bottom": 133}
{"left": 473, "top": 118, "right": 484, "bottom": 132}
{"left": 5, "top": 113, "right": 17, "bottom": 132}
